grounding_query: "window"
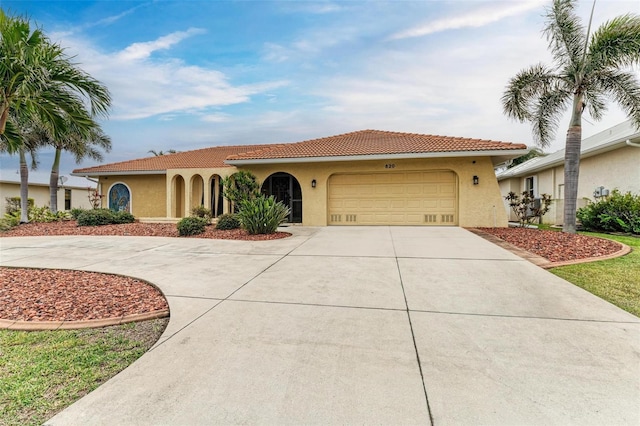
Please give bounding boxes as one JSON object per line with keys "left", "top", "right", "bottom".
{"left": 524, "top": 176, "right": 536, "bottom": 197}
{"left": 64, "top": 189, "right": 71, "bottom": 210}
{"left": 108, "top": 183, "right": 131, "bottom": 212}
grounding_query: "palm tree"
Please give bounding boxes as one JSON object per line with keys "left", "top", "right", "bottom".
{"left": 26, "top": 118, "right": 111, "bottom": 213}
{"left": 148, "top": 149, "right": 177, "bottom": 156}
{"left": 1, "top": 10, "right": 111, "bottom": 221}
{"left": 502, "top": 0, "right": 640, "bottom": 233}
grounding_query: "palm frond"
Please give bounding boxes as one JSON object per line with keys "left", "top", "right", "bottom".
{"left": 543, "top": 0, "right": 586, "bottom": 69}
{"left": 531, "top": 88, "right": 571, "bottom": 148}
{"left": 502, "top": 63, "right": 563, "bottom": 122}
{"left": 588, "top": 14, "right": 640, "bottom": 69}
{"left": 593, "top": 70, "right": 640, "bottom": 127}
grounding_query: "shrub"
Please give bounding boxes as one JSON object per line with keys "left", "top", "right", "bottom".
{"left": 237, "top": 195, "right": 290, "bottom": 235}
{"left": 191, "top": 206, "right": 212, "bottom": 223}
{"left": 0, "top": 214, "right": 19, "bottom": 232}
{"left": 215, "top": 213, "right": 241, "bottom": 230}
{"left": 77, "top": 209, "right": 116, "bottom": 226}
{"left": 112, "top": 211, "right": 136, "bottom": 224}
{"left": 221, "top": 171, "right": 260, "bottom": 212}
{"left": 28, "top": 206, "right": 70, "bottom": 223}
{"left": 505, "top": 191, "right": 552, "bottom": 227}
{"left": 177, "top": 216, "right": 207, "bottom": 236}
{"left": 577, "top": 190, "right": 640, "bottom": 235}
{"left": 70, "top": 208, "right": 85, "bottom": 219}
{"left": 5, "top": 197, "right": 34, "bottom": 214}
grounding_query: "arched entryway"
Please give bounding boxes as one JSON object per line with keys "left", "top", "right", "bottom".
{"left": 172, "top": 175, "right": 185, "bottom": 218}
{"left": 209, "top": 174, "right": 224, "bottom": 217}
{"left": 261, "top": 172, "right": 302, "bottom": 223}
{"left": 190, "top": 174, "right": 204, "bottom": 210}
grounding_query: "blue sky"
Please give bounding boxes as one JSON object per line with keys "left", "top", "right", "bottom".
{"left": 0, "top": 0, "right": 638, "bottom": 185}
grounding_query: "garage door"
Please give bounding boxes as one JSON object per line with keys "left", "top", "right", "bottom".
{"left": 328, "top": 171, "right": 457, "bottom": 225}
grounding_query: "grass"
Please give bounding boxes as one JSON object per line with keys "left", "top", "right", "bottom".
{"left": 549, "top": 232, "right": 640, "bottom": 317}
{"left": 0, "top": 319, "right": 168, "bottom": 426}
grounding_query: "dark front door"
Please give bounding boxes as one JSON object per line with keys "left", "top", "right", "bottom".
{"left": 262, "top": 173, "right": 302, "bottom": 223}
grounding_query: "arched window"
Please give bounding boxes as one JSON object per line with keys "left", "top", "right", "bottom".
{"left": 108, "top": 183, "right": 131, "bottom": 213}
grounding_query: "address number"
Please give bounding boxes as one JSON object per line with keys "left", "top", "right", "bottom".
{"left": 385, "top": 163, "right": 396, "bottom": 169}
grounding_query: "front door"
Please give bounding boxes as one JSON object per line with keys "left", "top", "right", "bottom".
{"left": 262, "top": 173, "right": 302, "bottom": 223}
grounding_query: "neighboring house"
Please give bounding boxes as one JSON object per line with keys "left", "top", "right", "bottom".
{"left": 72, "top": 130, "right": 527, "bottom": 227}
{"left": 0, "top": 179, "right": 96, "bottom": 213}
{"left": 497, "top": 120, "right": 640, "bottom": 225}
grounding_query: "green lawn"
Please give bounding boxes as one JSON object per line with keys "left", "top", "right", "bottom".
{"left": 550, "top": 233, "right": 640, "bottom": 317}
{"left": 0, "top": 319, "right": 167, "bottom": 426}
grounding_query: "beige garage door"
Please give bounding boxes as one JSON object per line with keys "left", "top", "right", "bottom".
{"left": 328, "top": 171, "right": 457, "bottom": 225}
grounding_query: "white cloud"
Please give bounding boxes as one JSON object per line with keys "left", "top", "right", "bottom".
{"left": 59, "top": 31, "right": 287, "bottom": 120}
{"left": 117, "top": 28, "right": 206, "bottom": 61}
{"left": 389, "top": 0, "right": 545, "bottom": 40}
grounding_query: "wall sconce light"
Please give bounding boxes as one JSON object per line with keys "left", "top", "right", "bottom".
{"left": 473, "top": 175, "right": 479, "bottom": 185}
{"left": 311, "top": 179, "right": 317, "bottom": 188}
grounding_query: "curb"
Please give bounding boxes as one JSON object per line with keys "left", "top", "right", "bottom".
{"left": 467, "top": 228, "right": 631, "bottom": 269}
{"left": 0, "top": 309, "right": 169, "bottom": 331}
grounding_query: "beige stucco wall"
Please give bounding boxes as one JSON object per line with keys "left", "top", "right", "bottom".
{"left": 0, "top": 181, "right": 94, "bottom": 212}
{"left": 241, "top": 156, "right": 508, "bottom": 227}
{"left": 99, "top": 175, "right": 167, "bottom": 217}
{"left": 498, "top": 145, "right": 640, "bottom": 225}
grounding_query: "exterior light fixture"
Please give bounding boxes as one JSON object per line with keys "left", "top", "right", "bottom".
{"left": 311, "top": 179, "right": 317, "bottom": 188}
{"left": 473, "top": 175, "right": 479, "bottom": 185}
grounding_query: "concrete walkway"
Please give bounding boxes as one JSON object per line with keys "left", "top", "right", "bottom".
{"left": 1, "top": 226, "right": 638, "bottom": 425}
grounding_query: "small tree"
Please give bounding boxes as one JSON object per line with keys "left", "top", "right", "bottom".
{"left": 221, "top": 171, "right": 260, "bottom": 212}
{"left": 505, "top": 191, "right": 552, "bottom": 227}
{"left": 87, "top": 187, "right": 103, "bottom": 209}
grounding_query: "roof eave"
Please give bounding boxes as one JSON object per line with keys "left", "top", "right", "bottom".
{"left": 226, "top": 149, "right": 530, "bottom": 166}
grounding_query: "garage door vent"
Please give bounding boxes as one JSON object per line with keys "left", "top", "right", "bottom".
{"left": 330, "top": 214, "right": 342, "bottom": 222}
{"left": 424, "top": 214, "right": 437, "bottom": 223}
{"left": 346, "top": 214, "right": 357, "bottom": 222}
{"left": 441, "top": 214, "right": 455, "bottom": 223}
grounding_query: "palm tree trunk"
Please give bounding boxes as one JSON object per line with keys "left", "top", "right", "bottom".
{"left": 0, "top": 102, "right": 8, "bottom": 135}
{"left": 49, "top": 147, "right": 61, "bottom": 213}
{"left": 563, "top": 95, "right": 584, "bottom": 234}
{"left": 19, "top": 148, "right": 29, "bottom": 223}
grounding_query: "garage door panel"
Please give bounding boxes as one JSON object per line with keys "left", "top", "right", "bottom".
{"left": 328, "top": 171, "right": 457, "bottom": 226}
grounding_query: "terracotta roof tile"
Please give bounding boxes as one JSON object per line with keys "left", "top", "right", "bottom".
{"left": 227, "top": 130, "right": 527, "bottom": 161}
{"left": 73, "top": 144, "right": 274, "bottom": 174}
{"left": 73, "top": 130, "right": 526, "bottom": 174}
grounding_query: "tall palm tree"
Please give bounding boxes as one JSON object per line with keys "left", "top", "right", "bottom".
{"left": 1, "top": 10, "right": 111, "bottom": 221}
{"left": 502, "top": 0, "right": 640, "bottom": 233}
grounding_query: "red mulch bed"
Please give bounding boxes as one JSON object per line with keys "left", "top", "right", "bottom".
{"left": 475, "top": 227, "right": 623, "bottom": 263}
{"left": 0, "top": 268, "right": 168, "bottom": 322}
{"left": 0, "top": 220, "right": 291, "bottom": 241}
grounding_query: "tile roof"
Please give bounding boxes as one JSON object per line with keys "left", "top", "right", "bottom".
{"left": 226, "top": 130, "right": 526, "bottom": 161}
{"left": 73, "top": 144, "right": 274, "bottom": 174}
{"left": 73, "top": 130, "right": 527, "bottom": 175}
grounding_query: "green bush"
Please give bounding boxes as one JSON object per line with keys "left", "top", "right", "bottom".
{"left": 191, "top": 206, "right": 212, "bottom": 223}
{"left": 215, "top": 213, "right": 241, "bottom": 230}
{"left": 0, "top": 214, "right": 19, "bottom": 231}
{"left": 77, "top": 209, "right": 114, "bottom": 226}
{"left": 177, "top": 216, "right": 207, "bottom": 236}
{"left": 70, "top": 208, "right": 85, "bottom": 219}
{"left": 28, "top": 206, "right": 70, "bottom": 223}
{"left": 112, "top": 211, "right": 135, "bottom": 224}
{"left": 237, "top": 195, "right": 290, "bottom": 235}
{"left": 577, "top": 190, "right": 640, "bottom": 234}
{"left": 5, "top": 197, "right": 34, "bottom": 214}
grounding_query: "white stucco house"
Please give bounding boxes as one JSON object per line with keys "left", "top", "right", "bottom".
{"left": 497, "top": 120, "right": 640, "bottom": 225}
{"left": 0, "top": 177, "right": 96, "bottom": 213}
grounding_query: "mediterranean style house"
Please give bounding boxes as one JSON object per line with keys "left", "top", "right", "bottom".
{"left": 497, "top": 120, "right": 640, "bottom": 225}
{"left": 72, "top": 130, "right": 528, "bottom": 227}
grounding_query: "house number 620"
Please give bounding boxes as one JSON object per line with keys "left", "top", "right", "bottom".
{"left": 385, "top": 163, "right": 396, "bottom": 169}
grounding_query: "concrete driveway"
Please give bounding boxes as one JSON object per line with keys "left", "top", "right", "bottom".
{"left": 1, "top": 226, "right": 638, "bottom": 425}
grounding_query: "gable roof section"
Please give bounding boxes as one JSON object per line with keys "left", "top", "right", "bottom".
{"left": 72, "top": 144, "right": 274, "bottom": 176}
{"left": 226, "top": 130, "right": 527, "bottom": 164}
{"left": 497, "top": 120, "right": 640, "bottom": 180}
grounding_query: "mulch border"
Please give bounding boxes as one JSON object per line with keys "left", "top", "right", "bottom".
{"left": 467, "top": 228, "right": 631, "bottom": 269}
